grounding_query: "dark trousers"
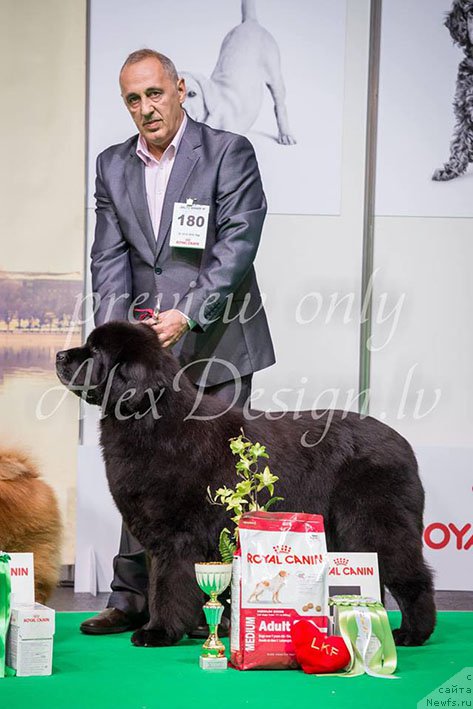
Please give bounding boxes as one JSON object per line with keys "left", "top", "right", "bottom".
{"left": 107, "top": 374, "right": 253, "bottom": 617}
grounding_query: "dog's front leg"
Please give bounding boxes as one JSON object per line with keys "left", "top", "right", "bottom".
{"left": 266, "top": 80, "right": 296, "bottom": 146}
{"left": 432, "top": 123, "right": 471, "bottom": 181}
{"left": 131, "top": 555, "right": 203, "bottom": 648}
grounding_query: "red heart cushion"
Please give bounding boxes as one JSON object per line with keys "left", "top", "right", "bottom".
{"left": 291, "top": 620, "right": 351, "bottom": 674}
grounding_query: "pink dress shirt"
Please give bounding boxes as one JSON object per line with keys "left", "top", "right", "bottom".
{"left": 135, "top": 113, "right": 192, "bottom": 326}
{"left": 136, "top": 112, "right": 188, "bottom": 239}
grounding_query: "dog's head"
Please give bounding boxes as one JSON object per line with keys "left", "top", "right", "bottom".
{"left": 180, "top": 71, "right": 220, "bottom": 123}
{"left": 445, "top": 0, "right": 473, "bottom": 48}
{"left": 55, "top": 321, "right": 182, "bottom": 417}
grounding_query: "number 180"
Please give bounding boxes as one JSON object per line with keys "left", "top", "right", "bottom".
{"left": 178, "top": 214, "right": 205, "bottom": 227}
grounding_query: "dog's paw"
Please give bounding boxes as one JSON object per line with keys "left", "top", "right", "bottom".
{"left": 131, "top": 627, "right": 178, "bottom": 647}
{"left": 278, "top": 133, "right": 297, "bottom": 146}
{"left": 392, "top": 627, "right": 428, "bottom": 647}
{"left": 432, "top": 166, "right": 457, "bottom": 181}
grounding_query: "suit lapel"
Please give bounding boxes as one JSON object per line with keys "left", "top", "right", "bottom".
{"left": 125, "top": 149, "right": 156, "bottom": 258}
{"left": 155, "top": 119, "right": 202, "bottom": 260}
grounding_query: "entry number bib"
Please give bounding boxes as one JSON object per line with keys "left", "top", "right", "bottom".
{"left": 169, "top": 200, "right": 210, "bottom": 249}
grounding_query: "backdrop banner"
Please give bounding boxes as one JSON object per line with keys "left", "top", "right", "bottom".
{"left": 418, "top": 445, "right": 473, "bottom": 591}
{"left": 88, "top": 0, "right": 347, "bottom": 215}
{"left": 376, "top": 0, "right": 473, "bottom": 217}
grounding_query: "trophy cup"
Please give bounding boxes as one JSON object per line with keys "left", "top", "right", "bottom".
{"left": 194, "top": 562, "right": 232, "bottom": 670}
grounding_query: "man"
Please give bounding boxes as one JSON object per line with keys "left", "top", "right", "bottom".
{"left": 81, "top": 49, "right": 275, "bottom": 635}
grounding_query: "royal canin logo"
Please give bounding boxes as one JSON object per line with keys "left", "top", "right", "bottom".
{"left": 24, "top": 618, "right": 49, "bottom": 623}
{"left": 329, "top": 558, "right": 374, "bottom": 577}
{"left": 272, "top": 545, "right": 291, "bottom": 554}
{"left": 247, "top": 552, "right": 324, "bottom": 565}
{"left": 424, "top": 522, "right": 473, "bottom": 550}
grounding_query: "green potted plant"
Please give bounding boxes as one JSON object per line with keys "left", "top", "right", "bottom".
{"left": 207, "top": 432, "right": 284, "bottom": 563}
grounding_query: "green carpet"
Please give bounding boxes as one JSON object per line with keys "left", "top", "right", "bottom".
{"left": 1, "top": 611, "right": 472, "bottom": 708}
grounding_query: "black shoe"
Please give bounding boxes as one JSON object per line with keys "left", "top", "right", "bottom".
{"left": 80, "top": 608, "right": 147, "bottom": 635}
{"left": 187, "top": 615, "right": 230, "bottom": 639}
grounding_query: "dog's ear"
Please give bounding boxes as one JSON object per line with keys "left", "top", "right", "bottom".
{"left": 198, "top": 74, "right": 221, "bottom": 122}
{"left": 445, "top": 2, "right": 469, "bottom": 46}
{"left": 181, "top": 71, "right": 220, "bottom": 123}
{"left": 112, "top": 359, "right": 167, "bottom": 417}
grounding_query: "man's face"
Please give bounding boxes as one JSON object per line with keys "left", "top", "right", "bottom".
{"left": 120, "top": 58, "right": 186, "bottom": 158}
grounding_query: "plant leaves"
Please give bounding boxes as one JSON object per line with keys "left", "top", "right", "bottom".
{"left": 255, "top": 466, "right": 279, "bottom": 492}
{"left": 235, "top": 458, "right": 251, "bottom": 472}
{"left": 250, "top": 442, "right": 269, "bottom": 459}
{"left": 215, "top": 487, "right": 230, "bottom": 499}
{"left": 263, "top": 496, "right": 284, "bottom": 512}
{"left": 229, "top": 436, "right": 250, "bottom": 456}
{"left": 219, "top": 528, "right": 237, "bottom": 564}
{"left": 211, "top": 435, "right": 282, "bottom": 556}
{"left": 235, "top": 480, "right": 253, "bottom": 497}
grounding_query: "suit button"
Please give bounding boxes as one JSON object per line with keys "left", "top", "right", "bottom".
{"left": 154, "top": 266, "right": 162, "bottom": 275}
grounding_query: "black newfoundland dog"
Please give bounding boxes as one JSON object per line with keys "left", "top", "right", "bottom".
{"left": 56, "top": 321, "right": 436, "bottom": 648}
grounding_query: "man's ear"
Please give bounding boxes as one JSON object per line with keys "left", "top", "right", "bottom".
{"left": 177, "top": 76, "right": 186, "bottom": 105}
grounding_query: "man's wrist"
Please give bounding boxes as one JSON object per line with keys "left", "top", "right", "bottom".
{"left": 176, "top": 309, "right": 196, "bottom": 331}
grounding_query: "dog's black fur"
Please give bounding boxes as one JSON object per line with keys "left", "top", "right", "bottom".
{"left": 56, "top": 321, "right": 436, "bottom": 648}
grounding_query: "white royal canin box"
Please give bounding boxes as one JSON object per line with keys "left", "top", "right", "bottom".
{"left": 6, "top": 604, "right": 55, "bottom": 676}
{"left": 6, "top": 552, "right": 55, "bottom": 677}
{"left": 326, "top": 552, "right": 381, "bottom": 635}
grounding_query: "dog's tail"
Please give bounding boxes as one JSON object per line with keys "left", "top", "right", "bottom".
{"left": 242, "top": 0, "right": 257, "bottom": 22}
{"left": 0, "top": 448, "right": 39, "bottom": 481}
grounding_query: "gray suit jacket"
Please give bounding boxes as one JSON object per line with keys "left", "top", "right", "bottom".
{"left": 91, "top": 116, "right": 275, "bottom": 386}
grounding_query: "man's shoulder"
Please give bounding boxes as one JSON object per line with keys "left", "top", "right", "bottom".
{"left": 97, "top": 134, "right": 138, "bottom": 164}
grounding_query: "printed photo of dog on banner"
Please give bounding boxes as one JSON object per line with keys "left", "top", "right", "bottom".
{"left": 433, "top": 0, "right": 473, "bottom": 181}
{"left": 1, "top": 0, "right": 472, "bottom": 699}
{"left": 376, "top": 0, "right": 473, "bottom": 216}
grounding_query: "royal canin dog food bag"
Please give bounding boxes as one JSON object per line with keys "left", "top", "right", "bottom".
{"left": 230, "top": 511, "right": 328, "bottom": 670}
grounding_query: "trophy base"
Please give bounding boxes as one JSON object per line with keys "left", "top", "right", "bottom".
{"left": 199, "top": 656, "right": 228, "bottom": 671}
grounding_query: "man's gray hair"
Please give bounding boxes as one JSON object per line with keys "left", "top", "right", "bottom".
{"left": 120, "top": 49, "right": 178, "bottom": 82}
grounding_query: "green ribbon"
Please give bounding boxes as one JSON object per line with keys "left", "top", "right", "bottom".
{"left": 328, "top": 595, "right": 398, "bottom": 679}
{"left": 0, "top": 552, "right": 13, "bottom": 679}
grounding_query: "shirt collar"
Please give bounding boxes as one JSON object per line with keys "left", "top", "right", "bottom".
{"left": 136, "top": 111, "right": 188, "bottom": 166}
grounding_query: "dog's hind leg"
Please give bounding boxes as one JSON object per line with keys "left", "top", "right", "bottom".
{"left": 377, "top": 544, "right": 435, "bottom": 646}
{"left": 370, "top": 508, "right": 436, "bottom": 645}
{"left": 385, "top": 556, "right": 436, "bottom": 647}
{"left": 331, "top": 490, "right": 436, "bottom": 646}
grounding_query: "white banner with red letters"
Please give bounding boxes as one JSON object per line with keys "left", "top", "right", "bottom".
{"left": 7, "top": 553, "right": 35, "bottom": 604}
{"left": 417, "top": 446, "right": 473, "bottom": 591}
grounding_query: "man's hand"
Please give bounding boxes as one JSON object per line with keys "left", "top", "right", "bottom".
{"left": 143, "top": 309, "right": 189, "bottom": 348}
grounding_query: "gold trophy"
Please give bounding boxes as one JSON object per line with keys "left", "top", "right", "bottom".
{"left": 194, "top": 562, "right": 232, "bottom": 670}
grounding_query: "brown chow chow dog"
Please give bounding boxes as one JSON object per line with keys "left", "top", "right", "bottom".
{"left": 0, "top": 447, "right": 62, "bottom": 603}
{"left": 56, "top": 321, "right": 436, "bottom": 648}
